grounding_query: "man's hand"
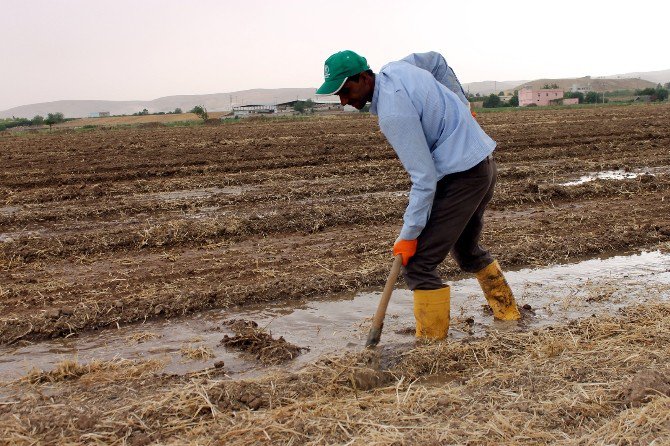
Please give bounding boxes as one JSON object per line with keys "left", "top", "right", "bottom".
{"left": 393, "top": 239, "right": 417, "bottom": 266}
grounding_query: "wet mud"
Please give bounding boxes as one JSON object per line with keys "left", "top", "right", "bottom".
{"left": 1, "top": 250, "right": 668, "bottom": 380}
{"left": 2, "top": 105, "right": 670, "bottom": 346}
{"left": 1, "top": 105, "right": 670, "bottom": 444}
{"left": 220, "top": 319, "right": 305, "bottom": 365}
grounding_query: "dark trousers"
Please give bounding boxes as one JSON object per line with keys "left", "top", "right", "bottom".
{"left": 403, "top": 155, "right": 496, "bottom": 290}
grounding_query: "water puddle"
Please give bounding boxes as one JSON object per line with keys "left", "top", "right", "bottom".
{"left": 1, "top": 251, "right": 669, "bottom": 381}
{"left": 560, "top": 166, "right": 668, "bottom": 186}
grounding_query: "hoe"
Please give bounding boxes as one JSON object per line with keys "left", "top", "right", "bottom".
{"left": 365, "top": 255, "right": 403, "bottom": 348}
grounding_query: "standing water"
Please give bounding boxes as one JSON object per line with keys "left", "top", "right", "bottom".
{"left": 1, "top": 251, "right": 669, "bottom": 381}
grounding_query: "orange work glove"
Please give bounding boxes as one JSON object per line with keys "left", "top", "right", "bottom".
{"left": 471, "top": 111, "right": 477, "bottom": 118}
{"left": 393, "top": 239, "right": 417, "bottom": 266}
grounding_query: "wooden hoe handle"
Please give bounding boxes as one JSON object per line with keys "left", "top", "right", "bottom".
{"left": 365, "top": 255, "right": 403, "bottom": 348}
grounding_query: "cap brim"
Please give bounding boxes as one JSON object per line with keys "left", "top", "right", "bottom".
{"left": 316, "top": 77, "right": 348, "bottom": 95}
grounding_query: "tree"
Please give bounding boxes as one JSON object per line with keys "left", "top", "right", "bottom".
{"left": 293, "top": 100, "right": 315, "bottom": 114}
{"left": 564, "top": 91, "right": 584, "bottom": 103}
{"left": 45, "top": 112, "right": 64, "bottom": 129}
{"left": 665, "top": 82, "right": 670, "bottom": 90}
{"left": 173, "top": 108, "right": 182, "bottom": 114}
{"left": 293, "top": 101, "right": 306, "bottom": 114}
{"left": 654, "top": 87, "right": 669, "bottom": 102}
{"left": 508, "top": 94, "right": 519, "bottom": 107}
{"left": 584, "top": 91, "right": 605, "bottom": 104}
{"left": 31, "top": 115, "right": 44, "bottom": 126}
{"left": 483, "top": 94, "right": 501, "bottom": 108}
{"left": 190, "top": 105, "right": 208, "bottom": 121}
{"left": 498, "top": 91, "right": 504, "bottom": 96}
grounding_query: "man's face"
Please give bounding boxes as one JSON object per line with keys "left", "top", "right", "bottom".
{"left": 336, "top": 72, "right": 373, "bottom": 110}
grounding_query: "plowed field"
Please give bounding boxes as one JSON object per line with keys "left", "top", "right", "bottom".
{"left": 1, "top": 103, "right": 669, "bottom": 445}
{"left": 2, "top": 104, "right": 669, "bottom": 344}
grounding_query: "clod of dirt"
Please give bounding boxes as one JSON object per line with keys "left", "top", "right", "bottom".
{"left": 481, "top": 304, "right": 493, "bottom": 316}
{"left": 639, "top": 173, "right": 656, "bottom": 183}
{"left": 238, "top": 391, "right": 264, "bottom": 410}
{"left": 221, "top": 319, "right": 306, "bottom": 365}
{"left": 225, "top": 319, "right": 259, "bottom": 332}
{"left": 351, "top": 367, "right": 392, "bottom": 391}
{"left": 45, "top": 308, "right": 61, "bottom": 319}
{"left": 622, "top": 369, "right": 670, "bottom": 407}
{"left": 521, "top": 303, "right": 535, "bottom": 317}
{"left": 394, "top": 326, "right": 415, "bottom": 335}
{"left": 60, "top": 307, "right": 74, "bottom": 316}
{"left": 213, "top": 360, "right": 225, "bottom": 369}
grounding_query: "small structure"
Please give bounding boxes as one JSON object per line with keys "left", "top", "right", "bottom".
{"left": 232, "top": 104, "right": 276, "bottom": 118}
{"left": 87, "top": 111, "right": 111, "bottom": 118}
{"left": 234, "top": 101, "right": 344, "bottom": 117}
{"left": 275, "top": 100, "right": 343, "bottom": 114}
{"left": 547, "top": 97, "right": 579, "bottom": 106}
{"left": 571, "top": 84, "right": 591, "bottom": 94}
{"left": 519, "top": 87, "right": 564, "bottom": 107}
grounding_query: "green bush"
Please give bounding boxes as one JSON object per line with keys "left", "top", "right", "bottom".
{"left": 293, "top": 99, "right": 315, "bottom": 114}
{"left": 190, "top": 105, "right": 208, "bottom": 121}
{"left": 564, "top": 91, "right": 584, "bottom": 103}
{"left": 483, "top": 94, "right": 501, "bottom": 108}
{"left": 45, "top": 112, "right": 65, "bottom": 128}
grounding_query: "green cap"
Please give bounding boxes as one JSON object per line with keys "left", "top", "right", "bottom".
{"left": 316, "top": 50, "right": 369, "bottom": 95}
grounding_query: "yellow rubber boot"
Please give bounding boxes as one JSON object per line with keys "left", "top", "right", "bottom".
{"left": 475, "top": 260, "right": 521, "bottom": 321}
{"left": 413, "top": 287, "right": 450, "bottom": 340}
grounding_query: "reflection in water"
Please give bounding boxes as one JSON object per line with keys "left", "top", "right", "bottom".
{"left": 1, "top": 251, "right": 669, "bottom": 381}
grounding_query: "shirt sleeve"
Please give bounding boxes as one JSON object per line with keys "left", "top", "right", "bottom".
{"left": 378, "top": 90, "right": 438, "bottom": 240}
{"left": 402, "top": 52, "right": 470, "bottom": 107}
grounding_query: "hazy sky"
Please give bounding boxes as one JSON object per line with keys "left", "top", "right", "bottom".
{"left": 2, "top": 0, "right": 668, "bottom": 110}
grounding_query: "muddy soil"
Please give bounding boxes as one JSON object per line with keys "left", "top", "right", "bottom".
{"left": 1, "top": 104, "right": 669, "bottom": 344}
{"left": 221, "top": 319, "right": 305, "bottom": 365}
{"left": 1, "top": 104, "right": 669, "bottom": 445}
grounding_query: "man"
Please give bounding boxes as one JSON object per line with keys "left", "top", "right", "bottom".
{"left": 316, "top": 50, "right": 521, "bottom": 340}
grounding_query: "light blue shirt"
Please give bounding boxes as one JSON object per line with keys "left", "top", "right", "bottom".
{"left": 400, "top": 52, "right": 470, "bottom": 107}
{"left": 369, "top": 53, "right": 496, "bottom": 240}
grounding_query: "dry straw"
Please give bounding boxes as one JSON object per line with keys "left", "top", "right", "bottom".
{"left": 1, "top": 303, "right": 668, "bottom": 445}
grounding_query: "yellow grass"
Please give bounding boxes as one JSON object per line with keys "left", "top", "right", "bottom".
{"left": 56, "top": 111, "right": 230, "bottom": 128}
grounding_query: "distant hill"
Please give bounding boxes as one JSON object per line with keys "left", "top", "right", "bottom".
{"left": 462, "top": 80, "right": 529, "bottom": 96}
{"left": 0, "top": 89, "right": 338, "bottom": 119}
{"left": 512, "top": 77, "right": 657, "bottom": 93}
{"left": 2, "top": 68, "right": 668, "bottom": 119}
{"left": 602, "top": 68, "right": 670, "bottom": 85}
